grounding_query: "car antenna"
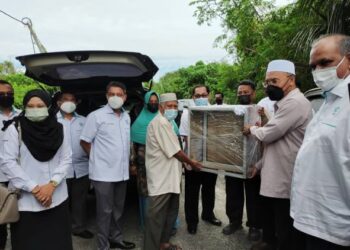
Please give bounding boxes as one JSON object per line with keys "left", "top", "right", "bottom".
{"left": 0, "top": 9, "right": 47, "bottom": 53}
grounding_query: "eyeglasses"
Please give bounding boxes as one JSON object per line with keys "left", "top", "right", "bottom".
{"left": 193, "top": 94, "right": 208, "bottom": 98}
{"left": 263, "top": 74, "right": 293, "bottom": 88}
{"left": 0, "top": 92, "right": 14, "bottom": 96}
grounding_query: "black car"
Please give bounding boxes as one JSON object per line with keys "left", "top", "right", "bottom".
{"left": 304, "top": 87, "right": 324, "bottom": 113}
{"left": 16, "top": 50, "right": 158, "bottom": 118}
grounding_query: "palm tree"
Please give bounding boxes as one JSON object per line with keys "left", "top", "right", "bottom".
{"left": 291, "top": 0, "right": 350, "bottom": 54}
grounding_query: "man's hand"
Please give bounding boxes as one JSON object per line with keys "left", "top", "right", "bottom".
{"left": 258, "top": 107, "right": 269, "bottom": 125}
{"left": 190, "top": 161, "right": 203, "bottom": 172}
{"left": 242, "top": 125, "right": 252, "bottom": 136}
{"left": 129, "top": 164, "right": 137, "bottom": 176}
{"left": 248, "top": 166, "right": 259, "bottom": 179}
{"left": 258, "top": 107, "right": 265, "bottom": 117}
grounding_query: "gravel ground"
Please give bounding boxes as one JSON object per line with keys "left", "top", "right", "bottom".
{"left": 5, "top": 175, "right": 255, "bottom": 250}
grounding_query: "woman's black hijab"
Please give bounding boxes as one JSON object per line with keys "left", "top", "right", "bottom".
{"left": 3, "top": 89, "right": 64, "bottom": 162}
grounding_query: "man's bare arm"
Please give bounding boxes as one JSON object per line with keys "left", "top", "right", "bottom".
{"left": 80, "top": 140, "right": 91, "bottom": 155}
{"left": 174, "top": 150, "right": 202, "bottom": 171}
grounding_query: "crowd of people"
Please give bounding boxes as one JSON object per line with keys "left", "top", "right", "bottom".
{"left": 0, "top": 33, "right": 348, "bottom": 250}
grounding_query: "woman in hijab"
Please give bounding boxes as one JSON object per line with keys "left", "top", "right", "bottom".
{"left": 0, "top": 89, "right": 72, "bottom": 250}
{"left": 131, "top": 91, "right": 179, "bottom": 230}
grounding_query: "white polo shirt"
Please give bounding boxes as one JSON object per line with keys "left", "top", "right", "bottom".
{"left": 291, "top": 77, "right": 350, "bottom": 246}
{"left": 0, "top": 107, "right": 20, "bottom": 182}
{"left": 179, "top": 108, "right": 189, "bottom": 137}
{"left": 0, "top": 124, "right": 71, "bottom": 212}
{"left": 57, "top": 112, "right": 89, "bottom": 179}
{"left": 257, "top": 97, "right": 276, "bottom": 118}
{"left": 145, "top": 114, "right": 182, "bottom": 196}
{"left": 80, "top": 105, "right": 130, "bottom": 182}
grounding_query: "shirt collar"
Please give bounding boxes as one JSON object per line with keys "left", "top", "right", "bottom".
{"left": 56, "top": 111, "right": 78, "bottom": 120}
{"left": 104, "top": 104, "right": 125, "bottom": 115}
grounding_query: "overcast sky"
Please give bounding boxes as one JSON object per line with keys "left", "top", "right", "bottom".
{"left": 0, "top": 0, "right": 292, "bottom": 80}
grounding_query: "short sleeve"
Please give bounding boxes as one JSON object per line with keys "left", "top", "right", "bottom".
{"left": 80, "top": 112, "right": 98, "bottom": 143}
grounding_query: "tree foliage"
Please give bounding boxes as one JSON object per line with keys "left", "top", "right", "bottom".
{"left": 155, "top": 0, "right": 350, "bottom": 101}
{"left": 0, "top": 61, "right": 55, "bottom": 108}
{"left": 154, "top": 61, "right": 252, "bottom": 104}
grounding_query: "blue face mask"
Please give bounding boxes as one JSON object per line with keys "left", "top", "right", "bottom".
{"left": 194, "top": 97, "right": 209, "bottom": 106}
{"left": 164, "top": 109, "right": 178, "bottom": 121}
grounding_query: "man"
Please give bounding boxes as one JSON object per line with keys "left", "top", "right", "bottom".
{"left": 214, "top": 92, "right": 225, "bottom": 105}
{"left": 222, "top": 80, "right": 261, "bottom": 241}
{"left": 80, "top": 81, "right": 135, "bottom": 250}
{"left": 144, "top": 93, "right": 202, "bottom": 250}
{"left": 57, "top": 92, "right": 93, "bottom": 239}
{"left": 179, "top": 85, "right": 222, "bottom": 234}
{"left": 0, "top": 80, "right": 20, "bottom": 250}
{"left": 291, "top": 34, "right": 350, "bottom": 250}
{"left": 243, "top": 60, "right": 312, "bottom": 250}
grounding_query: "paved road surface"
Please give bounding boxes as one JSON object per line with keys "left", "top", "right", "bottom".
{"left": 5, "top": 175, "right": 255, "bottom": 250}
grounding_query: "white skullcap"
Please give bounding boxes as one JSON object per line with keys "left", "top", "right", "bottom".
{"left": 160, "top": 93, "right": 177, "bottom": 103}
{"left": 266, "top": 59, "right": 295, "bottom": 75}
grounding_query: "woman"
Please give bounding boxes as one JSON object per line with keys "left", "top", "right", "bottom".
{"left": 131, "top": 91, "right": 179, "bottom": 230}
{"left": 0, "top": 89, "right": 72, "bottom": 250}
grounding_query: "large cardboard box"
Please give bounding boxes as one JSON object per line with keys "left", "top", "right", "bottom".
{"left": 188, "top": 105, "right": 261, "bottom": 179}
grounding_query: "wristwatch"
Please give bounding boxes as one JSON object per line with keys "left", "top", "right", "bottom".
{"left": 50, "top": 180, "right": 58, "bottom": 188}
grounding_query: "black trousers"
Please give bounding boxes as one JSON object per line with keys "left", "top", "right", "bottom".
{"left": 66, "top": 175, "right": 90, "bottom": 233}
{"left": 184, "top": 170, "right": 217, "bottom": 226}
{"left": 225, "top": 176, "right": 262, "bottom": 228}
{"left": 0, "top": 222, "right": 6, "bottom": 249}
{"left": 293, "top": 229, "right": 350, "bottom": 250}
{"left": 0, "top": 182, "right": 8, "bottom": 249}
{"left": 261, "top": 196, "right": 293, "bottom": 250}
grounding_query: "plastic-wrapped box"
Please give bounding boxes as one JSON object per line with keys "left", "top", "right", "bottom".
{"left": 188, "top": 105, "right": 261, "bottom": 179}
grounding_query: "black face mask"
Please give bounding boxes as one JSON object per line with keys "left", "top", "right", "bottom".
{"left": 215, "top": 98, "right": 223, "bottom": 105}
{"left": 147, "top": 103, "right": 159, "bottom": 113}
{"left": 266, "top": 85, "right": 284, "bottom": 101}
{"left": 0, "top": 95, "right": 14, "bottom": 108}
{"left": 238, "top": 95, "right": 251, "bottom": 105}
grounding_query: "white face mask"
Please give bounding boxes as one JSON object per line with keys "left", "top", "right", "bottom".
{"left": 60, "top": 101, "right": 76, "bottom": 114}
{"left": 25, "top": 107, "right": 49, "bottom": 122}
{"left": 312, "top": 56, "right": 347, "bottom": 92}
{"left": 108, "top": 96, "right": 124, "bottom": 109}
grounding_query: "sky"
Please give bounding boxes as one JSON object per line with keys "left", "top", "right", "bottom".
{"left": 0, "top": 0, "right": 292, "bottom": 80}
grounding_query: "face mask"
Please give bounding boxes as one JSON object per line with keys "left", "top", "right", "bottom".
{"left": 25, "top": 107, "right": 49, "bottom": 122}
{"left": 194, "top": 97, "right": 209, "bottom": 106}
{"left": 238, "top": 95, "right": 251, "bottom": 105}
{"left": 312, "top": 56, "right": 347, "bottom": 92}
{"left": 108, "top": 96, "right": 124, "bottom": 109}
{"left": 215, "top": 98, "right": 223, "bottom": 105}
{"left": 0, "top": 95, "right": 14, "bottom": 108}
{"left": 164, "top": 109, "right": 178, "bottom": 121}
{"left": 60, "top": 101, "right": 76, "bottom": 114}
{"left": 266, "top": 85, "right": 284, "bottom": 101}
{"left": 147, "top": 103, "right": 158, "bottom": 113}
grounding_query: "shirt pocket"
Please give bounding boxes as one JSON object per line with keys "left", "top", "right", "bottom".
{"left": 98, "top": 122, "right": 116, "bottom": 136}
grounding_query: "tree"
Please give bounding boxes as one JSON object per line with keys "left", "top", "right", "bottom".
{"left": 154, "top": 61, "right": 243, "bottom": 104}
{"left": 190, "top": 0, "right": 350, "bottom": 93}
{"left": 0, "top": 61, "right": 16, "bottom": 75}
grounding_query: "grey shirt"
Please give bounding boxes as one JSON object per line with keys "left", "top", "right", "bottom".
{"left": 250, "top": 88, "right": 312, "bottom": 199}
